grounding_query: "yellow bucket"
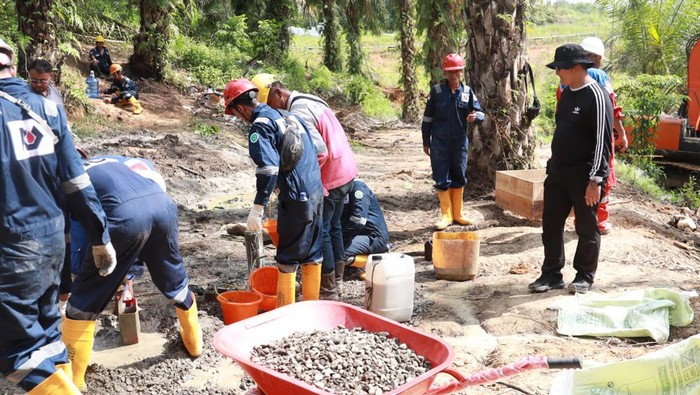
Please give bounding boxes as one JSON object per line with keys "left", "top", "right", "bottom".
{"left": 432, "top": 231, "right": 480, "bottom": 281}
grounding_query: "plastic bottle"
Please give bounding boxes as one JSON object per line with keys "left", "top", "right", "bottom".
{"left": 364, "top": 253, "right": 415, "bottom": 322}
{"left": 86, "top": 71, "right": 100, "bottom": 99}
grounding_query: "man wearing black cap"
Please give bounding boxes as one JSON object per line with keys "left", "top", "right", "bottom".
{"left": 529, "top": 44, "right": 613, "bottom": 294}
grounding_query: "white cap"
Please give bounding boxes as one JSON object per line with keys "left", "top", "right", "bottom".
{"left": 0, "top": 38, "right": 14, "bottom": 66}
{"left": 580, "top": 37, "right": 605, "bottom": 58}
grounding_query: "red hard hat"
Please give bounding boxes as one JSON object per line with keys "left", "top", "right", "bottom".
{"left": 224, "top": 78, "right": 258, "bottom": 115}
{"left": 442, "top": 53, "right": 465, "bottom": 71}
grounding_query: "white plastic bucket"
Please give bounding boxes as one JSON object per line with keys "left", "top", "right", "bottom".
{"left": 364, "top": 253, "right": 415, "bottom": 322}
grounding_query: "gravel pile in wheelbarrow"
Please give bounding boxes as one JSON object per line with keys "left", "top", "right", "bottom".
{"left": 251, "top": 326, "right": 432, "bottom": 395}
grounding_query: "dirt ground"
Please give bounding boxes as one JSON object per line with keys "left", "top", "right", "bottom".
{"left": 3, "top": 83, "right": 700, "bottom": 395}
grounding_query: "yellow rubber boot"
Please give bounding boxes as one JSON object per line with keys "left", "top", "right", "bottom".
{"left": 175, "top": 293, "right": 203, "bottom": 357}
{"left": 28, "top": 369, "right": 81, "bottom": 395}
{"left": 128, "top": 96, "right": 143, "bottom": 114}
{"left": 61, "top": 318, "right": 95, "bottom": 391}
{"left": 435, "top": 190, "right": 453, "bottom": 230}
{"left": 301, "top": 263, "right": 321, "bottom": 301}
{"left": 55, "top": 362, "right": 73, "bottom": 379}
{"left": 349, "top": 255, "right": 368, "bottom": 269}
{"left": 451, "top": 187, "right": 472, "bottom": 225}
{"left": 276, "top": 270, "right": 296, "bottom": 307}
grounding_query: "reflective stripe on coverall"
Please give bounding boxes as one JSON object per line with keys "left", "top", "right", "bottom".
{"left": 67, "top": 159, "right": 192, "bottom": 320}
{"left": 0, "top": 77, "right": 109, "bottom": 391}
{"left": 421, "top": 82, "right": 484, "bottom": 190}
{"left": 341, "top": 180, "right": 390, "bottom": 257}
{"left": 248, "top": 104, "right": 324, "bottom": 266}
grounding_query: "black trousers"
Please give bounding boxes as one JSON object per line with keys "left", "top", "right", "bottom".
{"left": 540, "top": 173, "right": 601, "bottom": 283}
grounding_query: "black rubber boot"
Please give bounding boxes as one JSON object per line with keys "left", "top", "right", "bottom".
{"left": 320, "top": 273, "right": 339, "bottom": 301}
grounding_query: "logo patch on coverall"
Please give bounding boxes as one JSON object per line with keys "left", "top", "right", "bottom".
{"left": 354, "top": 190, "right": 364, "bottom": 200}
{"left": 249, "top": 132, "right": 259, "bottom": 143}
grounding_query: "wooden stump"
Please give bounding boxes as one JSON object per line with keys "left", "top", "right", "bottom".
{"left": 245, "top": 230, "right": 266, "bottom": 274}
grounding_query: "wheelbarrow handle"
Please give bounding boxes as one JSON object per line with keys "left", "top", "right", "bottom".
{"left": 424, "top": 368, "right": 467, "bottom": 395}
{"left": 547, "top": 357, "right": 582, "bottom": 369}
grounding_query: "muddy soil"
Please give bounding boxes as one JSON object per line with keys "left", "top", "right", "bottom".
{"left": 3, "top": 85, "right": 700, "bottom": 395}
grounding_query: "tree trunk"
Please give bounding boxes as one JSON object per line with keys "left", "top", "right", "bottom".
{"left": 323, "top": 0, "right": 343, "bottom": 72}
{"left": 464, "top": 0, "right": 535, "bottom": 185}
{"left": 345, "top": 4, "right": 363, "bottom": 75}
{"left": 399, "top": 0, "right": 421, "bottom": 122}
{"left": 15, "top": 0, "right": 64, "bottom": 82}
{"left": 130, "top": 0, "right": 171, "bottom": 81}
{"left": 266, "top": 0, "right": 293, "bottom": 63}
{"left": 421, "top": 0, "right": 456, "bottom": 86}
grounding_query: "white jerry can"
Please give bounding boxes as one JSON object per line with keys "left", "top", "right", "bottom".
{"left": 364, "top": 253, "right": 415, "bottom": 322}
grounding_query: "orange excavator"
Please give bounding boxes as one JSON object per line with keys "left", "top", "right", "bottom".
{"left": 644, "top": 34, "right": 700, "bottom": 163}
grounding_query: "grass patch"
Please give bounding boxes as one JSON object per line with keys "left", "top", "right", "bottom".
{"left": 190, "top": 119, "right": 221, "bottom": 137}
{"left": 70, "top": 113, "right": 120, "bottom": 139}
{"left": 615, "top": 159, "right": 671, "bottom": 202}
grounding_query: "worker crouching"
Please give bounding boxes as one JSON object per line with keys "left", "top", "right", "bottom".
{"left": 224, "top": 78, "right": 324, "bottom": 308}
{"left": 103, "top": 63, "right": 142, "bottom": 114}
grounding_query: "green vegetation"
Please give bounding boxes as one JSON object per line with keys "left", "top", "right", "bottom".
{"left": 190, "top": 120, "right": 221, "bottom": 137}
{"left": 527, "top": 2, "right": 607, "bottom": 38}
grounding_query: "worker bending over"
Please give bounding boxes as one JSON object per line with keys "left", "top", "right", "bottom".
{"left": 253, "top": 74, "right": 357, "bottom": 300}
{"left": 224, "top": 78, "right": 324, "bottom": 307}
{"left": 63, "top": 157, "right": 202, "bottom": 391}
{"left": 103, "top": 64, "right": 142, "bottom": 114}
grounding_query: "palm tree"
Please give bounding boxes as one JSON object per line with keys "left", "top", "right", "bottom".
{"left": 303, "top": 0, "right": 343, "bottom": 72}
{"left": 341, "top": 0, "right": 386, "bottom": 75}
{"left": 131, "top": 0, "right": 176, "bottom": 81}
{"left": 397, "top": 0, "right": 421, "bottom": 122}
{"left": 266, "top": 0, "right": 295, "bottom": 62}
{"left": 464, "top": 0, "right": 535, "bottom": 179}
{"left": 417, "top": 0, "right": 466, "bottom": 86}
{"left": 596, "top": 0, "right": 700, "bottom": 76}
{"left": 15, "top": 0, "right": 64, "bottom": 80}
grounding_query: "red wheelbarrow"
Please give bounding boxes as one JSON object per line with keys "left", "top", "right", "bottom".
{"left": 213, "top": 301, "right": 581, "bottom": 395}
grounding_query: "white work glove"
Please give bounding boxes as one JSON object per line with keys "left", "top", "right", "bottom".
{"left": 93, "top": 242, "right": 117, "bottom": 276}
{"left": 247, "top": 204, "right": 264, "bottom": 231}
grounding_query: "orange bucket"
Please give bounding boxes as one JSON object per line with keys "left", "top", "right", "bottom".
{"left": 216, "top": 291, "right": 262, "bottom": 325}
{"left": 263, "top": 219, "right": 279, "bottom": 247}
{"left": 249, "top": 266, "right": 279, "bottom": 312}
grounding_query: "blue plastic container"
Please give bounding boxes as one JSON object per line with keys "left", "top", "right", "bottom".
{"left": 86, "top": 71, "right": 100, "bottom": 99}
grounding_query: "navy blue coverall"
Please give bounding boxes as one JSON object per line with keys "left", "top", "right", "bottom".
{"left": 249, "top": 104, "right": 324, "bottom": 266}
{"left": 66, "top": 158, "right": 194, "bottom": 321}
{"left": 341, "top": 180, "right": 390, "bottom": 258}
{"left": 104, "top": 76, "right": 138, "bottom": 103}
{"left": 421, "top": 82, "right": 484, "bottom": 190}
{"left": 62, "top": 156, "right": 165, "bottom": 290}
{"left": 88, "top": 46, "right": 111, "bottom": 77}
{"left": 0, "top": 77, "right": 109, "bottom": 391}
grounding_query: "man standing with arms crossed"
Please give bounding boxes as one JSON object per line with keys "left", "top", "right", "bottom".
{"left": 0, "top": 39, "right": 115, "bottom": 394}
{"left": 529, "top": 44, "right": 613, "bottom": 294}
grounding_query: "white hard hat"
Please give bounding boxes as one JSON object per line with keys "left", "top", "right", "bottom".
{"left": 580, "top": 37, "right": 605, "bottom": 58}
{"left": 0, "top": 38, "right": 14, "bottom": 66}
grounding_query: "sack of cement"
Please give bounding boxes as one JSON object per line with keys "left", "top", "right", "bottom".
{"left": 550, "top": 333, "right": 700, "bottom": 394}
{"left": 548, "top": 288, "right": 696, "bottom": 343}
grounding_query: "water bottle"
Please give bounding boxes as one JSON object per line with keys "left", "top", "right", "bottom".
{"left": 86, "top": 71, "right": 99, "bottom": 98}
